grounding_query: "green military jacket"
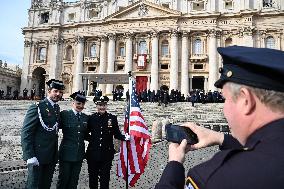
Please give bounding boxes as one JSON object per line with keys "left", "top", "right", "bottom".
{"left": 21, "top": 98, "right": 60, "bottom": 164}
{"left": 59, "top": 110, "right": 89, "bottom": 162}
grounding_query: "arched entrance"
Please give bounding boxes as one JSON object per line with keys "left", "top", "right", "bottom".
{"left": 32, "top": 67, "right": 46, "bottom": 96}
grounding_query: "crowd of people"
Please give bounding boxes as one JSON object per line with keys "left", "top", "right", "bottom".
{"left": 0, "top": 87, "right": 45, "bottom": 100}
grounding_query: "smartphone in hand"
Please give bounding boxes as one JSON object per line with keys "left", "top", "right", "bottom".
{"left": 165, "top": 124, "right": 198, "bottom": 145}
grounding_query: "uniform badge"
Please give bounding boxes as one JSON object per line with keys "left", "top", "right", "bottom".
{"left": 108, "top": 119, "right": 112, "bottom": 128}
{"left": 185, "top": 176, "right": 199, "bottom": 189}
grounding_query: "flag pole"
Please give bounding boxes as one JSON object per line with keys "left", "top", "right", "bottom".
{"left": 126, "top": 71, "right": 132, "bottom": 189}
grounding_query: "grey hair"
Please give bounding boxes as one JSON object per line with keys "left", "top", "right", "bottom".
{"left": 226, "top": 82, "right": 284, "bottom": 113}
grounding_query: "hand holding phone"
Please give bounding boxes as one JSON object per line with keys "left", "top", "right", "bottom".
{"left": 165, "top": 124, "right": 199, "bottom": 145}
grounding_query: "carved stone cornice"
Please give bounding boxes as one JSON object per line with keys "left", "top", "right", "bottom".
{"left": 124, "top": 32, "right": 134, "bottom": 40}
{"left": 49, "top": 37, "right": 64, "bottom": 45}
{"left": 24, "top": 40, "right": 33, "bottom": 47}
{"left": 75, "top": 36, "right": 85, "bottom": 44}
{"left": 207, "top": 29, "right": 221, "bottom": 38}
{"left": 170, "top": 30, "right": 179, "bottom": 38}
{"left": 107, "top": 34, "right": 116, "bottom": 41}
{"left": 150, "top": 32, "right": 159, "bottom": 39}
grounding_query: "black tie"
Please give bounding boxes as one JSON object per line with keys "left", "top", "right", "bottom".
{"left": 76, "top": 113, "right": 80, "bottom": 121}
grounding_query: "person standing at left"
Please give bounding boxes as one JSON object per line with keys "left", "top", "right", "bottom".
{"left": 21, "top": 79, "right": 65, "bottom": 189}
{"left": 57, "top": 91, "right": 89, "bottom": 189}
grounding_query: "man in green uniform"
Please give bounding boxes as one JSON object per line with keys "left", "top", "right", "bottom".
{"left": 57, "top": 91, "right": 89, "bottom": 189}
{"left": 21, "top": 79, "right": 65, "bottom": 189}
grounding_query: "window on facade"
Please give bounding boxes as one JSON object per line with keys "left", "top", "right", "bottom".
{"left": 40, "top": 12, "right": 49, "bottom": 24}
{"left": 263, "top": 0, "right": 273, "bottom": 7}
{"left": 88, "top": 67, "right": 96, "bottom": 72}
{"left": 90, "top": 44, "right": 97, "bottom": 57}
{"left": 68, "top": 13, "right": 75, "bottom": 22}
{"left": 119, "top": 42, "right": 125, "bottom": 56}
{"left": 193, "top": 2, "right": 205, "bottom": 11}
{"left": 161, "top": 40, "right": 169, "bottom": 57}
{"left": 117, "top": 65, "right": 124, "bottom": 71}
{"left": 89, "top": 10, "right": 99, "bottom": 18}
{"left": 161, "top": 64, "right": 169, "bottom": 70}
{"left": 162, "top": 3, "right": 170, "bottom": 8}
{"left": 193, "top": 39, "right": 202, "bottom": 54}
{"left": 225, "top": 1, "right": 233, "bottom": 9}
{"left": 66, "top": 46, "right": 73, "bottom": 61}
{"left": 138, "top": 40, "right": 147, "bottom": 54}
{"left": 265, "top": 36, "right": 275, "bottom": 49}
{"left": 194, "top": 64, "right": 203, "bottom": 69}
{"left": 38, "top": 47, "right": 46, "bottom": 61}
{"left": 225, "top": 38, "right": 233, "bottom": 47}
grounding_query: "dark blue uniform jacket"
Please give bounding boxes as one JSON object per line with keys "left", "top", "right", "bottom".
{"left": 155, "top": 118, "right": 284, "bottom": 189}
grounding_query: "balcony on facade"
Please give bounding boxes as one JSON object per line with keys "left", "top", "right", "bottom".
{"left": 83, "top": 56, "right": 99, "bottom": 65}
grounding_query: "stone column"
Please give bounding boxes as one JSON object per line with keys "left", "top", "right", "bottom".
{"left": 98, "top": 36, "right": 107, "bottom": 94}
{"left": 106, "top": 34, "right": 116, "bottom": 95}
{"left": 242, "top": 27, "right": 254, "bottom": 47}
{"left": 20, "top": 40, "right": 33, "bottom": 96}
{"left": 170, "top": 30, "right": 179, "bottom": 91}
{"left": 49, "top": 37, "right": 61, "bottom": 79}
{"left": 73, "top": 36, "right": 85, "bottom": 92}
{"left": 124, "top": 33, "right": 133, "bottom": 94}
{"left": 208, "top": 29, "right": 219, "bottom": 91}
{"left": 189, "top": 77, "right": 193, "bottom": 91}
{"left": 181, "top": 32, "right": 189, "bottom": 96}
{"left": 150, "top": 32, "right": 159, "bottom": 91}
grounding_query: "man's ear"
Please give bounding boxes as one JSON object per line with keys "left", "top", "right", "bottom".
{"left": 239, "top": 87, "right": 256, "bottom": 115}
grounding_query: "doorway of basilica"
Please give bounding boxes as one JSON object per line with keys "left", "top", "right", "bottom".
{"left": 136, "top": 76, "right": 148, "bottom": 94}
{"left": 192, "top": 76, "right": 204, "bottom": 90}
{"left": 32, "top": 67, "right": 46, "bottom": 96}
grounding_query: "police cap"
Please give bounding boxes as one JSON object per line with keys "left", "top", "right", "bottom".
{"left": 46, "top": 79, "right": 65, "bottom": 90}
{"left": 215, "top": 46, "right": 284, "bottom": 92}
{"left": 70, "top": 91, "right": 86, "bottom": 103}
{"left": 93, "top": 96, "right": 109, "bottom": 105}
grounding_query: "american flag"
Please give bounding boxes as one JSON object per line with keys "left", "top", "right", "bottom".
{"left": 117, "top": 78, "right": 151, "bottom": 187}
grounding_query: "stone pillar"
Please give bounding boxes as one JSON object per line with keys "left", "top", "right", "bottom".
{"left": 208, "top": 29, "right": 218, "bottom": 91}
{"left": 98, "top": 36, "right": 107, "bottom": 94}
{"left": 73, "top": 36, "right": 85, "bottom": 92}
{"left": 124, "top": 33, "right": 133, "bottom": 94}
{"left": 106, "top": 34, "right": 116, "bottom": 95}
{"left": 49, "top": 37, "right": 61, "bottom": 79}
{"left": 181, "top": 32, "right": 189, "bottom": 96}
{"left": 20, "top": 40, "right": 33, "bottom": 96}
{"left": 243, "top": 27, "right": 254, "bottom": 47}
{"left": 189, "top": 77, "right": 193, "bottom": 91}
{"left": 150, "top": 32, "right": 159, "bottom": 91}
{"left": 170, "top": 30, "right": 179, "bottom": 91}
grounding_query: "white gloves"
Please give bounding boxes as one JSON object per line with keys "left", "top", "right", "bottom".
{"left": 125, "top": 133, "right": 131, "bottom": 141}
{"left": 27, "top": 157, "right": 39, "bottom": 166}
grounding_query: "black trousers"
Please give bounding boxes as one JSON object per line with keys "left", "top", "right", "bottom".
{"left": 87, "top": 159, "right": 113, "bottom": 189}
{"left": 56, "top": 160, "right": 83, "bottom": 189}
{"left": 26, "top": 162, "right": 56, "bottom": 189}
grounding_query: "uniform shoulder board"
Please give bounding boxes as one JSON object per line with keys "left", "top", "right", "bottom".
{"left": 185, "top": 176, "right": 200, "bottom": 189}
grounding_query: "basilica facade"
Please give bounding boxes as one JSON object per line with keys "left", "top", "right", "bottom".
{"left": 21, "top": 0, "right": 284, "bottom": 97}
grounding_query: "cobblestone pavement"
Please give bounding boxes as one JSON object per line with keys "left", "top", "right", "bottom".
{"left": 0, "top": 100, "right": 224, "bottom": 188}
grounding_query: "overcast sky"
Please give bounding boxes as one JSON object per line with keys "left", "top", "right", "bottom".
{"left": 0, "top": 0, "right": 78, "bottom": 67}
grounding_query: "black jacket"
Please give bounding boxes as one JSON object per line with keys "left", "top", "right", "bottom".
{"left": 86, "top": 112, "right": 125, "bottom": 161}
{"left": 155, "top": 118, "right": 284, "bottom": 189}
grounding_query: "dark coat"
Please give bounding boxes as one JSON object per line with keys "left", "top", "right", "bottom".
{"left": 21, "top": 98, "right": 60, "bottom": 164}
{"left": 86, "top": 112, "right": 125, "bottom": 162}
{"left": 155, "top": 118, "right": 284, "bottom": 189}
{"left": 59, "top": 110, "right": 89, "bottom": 162}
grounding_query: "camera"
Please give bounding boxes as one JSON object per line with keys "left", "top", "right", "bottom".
{"left": 165, "top": 124, "right": 198, "bottom": 144}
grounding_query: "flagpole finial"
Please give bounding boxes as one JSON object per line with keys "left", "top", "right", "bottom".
{"left": 128, "top": 71, "right": 132, "bottom": 77}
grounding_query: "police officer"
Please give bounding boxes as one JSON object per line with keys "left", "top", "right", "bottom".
{"left": 155, "top": 46, "right": 284, "bottom": 189}
{"left": 57, "top": 91, "right": 89, "bottom": 189}
{"left": 21, "top": 79, "right": 64, "bottom": 189}
{"left": 23, "top": 88, "right": 28, "bottom": 99}
{"left": 86, "top": 96, "right": 130, "bottom": 189}
{"left": 31, "top": 87, "right": 36, "bottom": 100}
